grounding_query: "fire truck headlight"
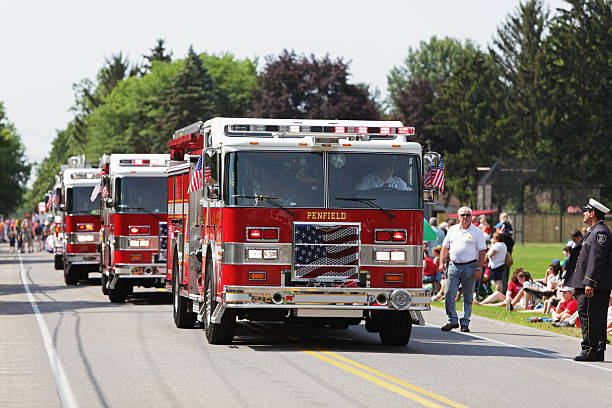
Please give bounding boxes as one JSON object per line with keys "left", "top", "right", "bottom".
{"left": 129, "top": 239, "right": 150, "bottom": 248}
{"left": 375, "top": 250, "right": 391, "bottom": 262}
{"left": 247, "top": 249, "right": 263, "bottom": 259}
{"left": 390, "top": 251, "right": 406, "bottom": 262}
{"left": 77, "top": 234, "right": 95, "bottom": 243}
{"left": 263, "top": 249, "right": 278, "bottom": 260}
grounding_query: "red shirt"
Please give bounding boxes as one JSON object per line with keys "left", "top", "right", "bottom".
{"left": 423, "top": 257, "right": 436, "bottom": 276}
{"left": 557, "top": 297, "right": 578, "bottom": 315}
{"left": 507, "top": 280, "right": 522, "bottom": 299}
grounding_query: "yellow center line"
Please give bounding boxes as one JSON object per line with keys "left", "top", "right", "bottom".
{"left": 302, "top": 350, "right": 444, "bottom": 408}
{"left": 320, "top": 351, "right": 469, "bottom": 408}
{"left": 246, "top": 322, "right": 466, "bottom": 407}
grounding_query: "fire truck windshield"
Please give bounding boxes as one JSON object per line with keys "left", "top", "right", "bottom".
{"left": 329, "top": 153, "right": 421, "bottom": 210}
{"left": 66, "top": 187, "right": 100, "bottom": 215}
{"left": 225, "top": 152, "right": 324, "bottom": 208}
{"left": 116, "top": 176, "right": 167, "bottom": 213}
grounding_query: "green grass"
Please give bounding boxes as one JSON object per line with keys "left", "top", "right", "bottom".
{"left": 432, "top": 242, "right": 612, "bottom": 341}
{"left": 512, "top": 242, "right": 565, "bottom": 280}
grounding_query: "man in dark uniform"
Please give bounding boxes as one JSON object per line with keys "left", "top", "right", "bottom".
{"left": 565, "top": 198, "right": 612, "bottom": 362}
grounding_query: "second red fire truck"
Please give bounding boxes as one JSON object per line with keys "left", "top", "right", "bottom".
{"left": 99, "top": 154, "right": 170, "bottom": 302}
{"left": 167, "top": 117, "right": 442, "bottom": 345}
{"left": 53, "top": 156, "right": 102, "bottom": 285}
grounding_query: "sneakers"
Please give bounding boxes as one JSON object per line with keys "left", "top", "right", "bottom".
{"left": 441, "top": 323, "right": 459, "bottom": 331}
{"left": 552, "top": 320, "right": 574, "bottom": 327}
{"left": 460, "top": 326, "right": 470, "bottom": 333}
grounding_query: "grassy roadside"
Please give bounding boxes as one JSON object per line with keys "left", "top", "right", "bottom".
{"left": 432, "top": 242, "right": 612, "bottom": 341}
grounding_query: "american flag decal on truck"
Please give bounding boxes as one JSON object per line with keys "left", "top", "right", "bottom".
{"left": 293, "top": 224, "right": 360, "bottom": 281}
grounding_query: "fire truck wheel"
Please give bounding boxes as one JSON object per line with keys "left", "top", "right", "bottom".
{"left": 108, "top": 279, "right": 128, "bottom": 303}
{"left": 101, "top": 273, "right": 109, "bottom": 295}
{"left": 173, "top": 258, "right": 197, "bottom": 328}
{"left": 63, "top": 264, "right": 78, "bottom": 285}
{"left": 379, "top": 311, "right": 412, "bottom": 346}
{"left": 54, "top": 254, "right": 63, "bottom": 270}
{"left": 204, "top": 263, "right": 235, "bottom": 344}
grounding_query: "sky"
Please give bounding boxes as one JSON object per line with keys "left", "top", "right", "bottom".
{"left": 0, "top": 0, "right": 568, "bottom": 168}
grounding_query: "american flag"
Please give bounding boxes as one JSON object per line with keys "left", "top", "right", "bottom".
{"left": 45, "top": 190, "right": 55, "bottom": 209}
{"left": 90, "top": 180, "right": 103, "bottom": 202}
{"left": 294, "top": 225, "right": 359, "bottom": 281}
{"left": 431, "top": 157, "right": 445, "bottom": 191}
{"left": 424, "top": 159, "right": 435, "bottom": 187}
{"left": 187, "top": 155, "right": 203, "bottom": 194}
{"left": 204, "top": 165, "right": 211, "bottom": 184}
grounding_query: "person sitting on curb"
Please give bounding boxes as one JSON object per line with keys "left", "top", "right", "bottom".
{"left": 552, "top": 310, "right": 579, "bottom": 327}
{"left": 479, "top": 268, "right": 524, "bottom": 307}
{"left": 551, "top": 287, "right": 578, "bottom": 322}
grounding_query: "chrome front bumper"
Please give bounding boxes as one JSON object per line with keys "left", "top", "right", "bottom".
{"left": 66, "top": 253, "right": 100, "bottom": 264}
{"left": 207, "top": 286, "right": 429, "bottom": 324}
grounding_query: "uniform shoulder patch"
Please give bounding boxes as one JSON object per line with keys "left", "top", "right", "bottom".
{"left": 596, "top": 232, "right": 607, "bottom": 245}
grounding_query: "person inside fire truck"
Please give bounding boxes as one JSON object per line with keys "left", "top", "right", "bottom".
{"left": 354, "top": 159, "right": 411, "bottom": 191}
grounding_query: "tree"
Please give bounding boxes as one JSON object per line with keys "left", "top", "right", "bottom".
{"left": 430, "top": 52, "right": 510, "bottom": 205}
{"left": 201, "top": 52, "right": 258, "bottom": 117}
{"left": 540, "top": 0, "right": 612, "bottom": 195}
{"left": 388, "top": 78, "right": 436, "bottom": 145}
{"left": 158, "top": 45, "right": 216, "bottom": 144}
{"left": 143, "top": 38, "right": 173, "bottom": 72}
{"left": 250, "top": 50, "right": 379, "bottom": 120}
{"left": 0, "top": 102, "right": 31, "bottom": 215}
{"left": 489, "top": 0, "right": 551, "bottom": 158}
{"left": 387, "top": 36, "right": 479, "bottom": 96}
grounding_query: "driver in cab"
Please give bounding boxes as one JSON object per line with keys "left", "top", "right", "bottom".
{"left": 354, "top": 159, "right": 410, "bottom": 191}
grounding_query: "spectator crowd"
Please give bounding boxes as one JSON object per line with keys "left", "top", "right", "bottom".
{"left": 423, "top": 213, "right": 612, "bottom": 338}
{"left": 0, "top": 213, "right": 51, "bottom": 253}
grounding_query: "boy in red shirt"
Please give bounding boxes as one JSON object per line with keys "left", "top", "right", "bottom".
{"left": 552, "top": 287, "right": 578, "bottom": 322}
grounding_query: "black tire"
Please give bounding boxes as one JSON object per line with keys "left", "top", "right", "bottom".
{"left": 379, "top": 311, "right": 412, "bottom": 346}
{"left": 101, "top": 272, "right": 109, "bottom": 295}
{"left": 203, "top": 258, "right": 235, "bottom": 344}
{"left": 108, "top": 277, "right": 128, "bottom": 303}
{"left": 173, "top": 256, "right": 196, "bottom": 328}
{"left": 54, "top": 254, "right": 64, "bottom": 270}
{"left": 63, "top": 264, "right": 78, "bottom": 285}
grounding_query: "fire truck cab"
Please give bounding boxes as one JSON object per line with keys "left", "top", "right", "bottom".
{"left": 99, "top": 154, "right": 169, "bottom": 303}
{"left": 58, "top": 165, "right": 102, "bottom": 285}
{"left": 51, "top": 176, "right": 65, "bottom": 270}
{"left": 167, "top": 117, "right": 442, "bottom": 345}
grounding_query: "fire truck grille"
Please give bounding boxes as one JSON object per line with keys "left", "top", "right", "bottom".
{"left": 293, "top": 224, "right": 360, "bottom": 281}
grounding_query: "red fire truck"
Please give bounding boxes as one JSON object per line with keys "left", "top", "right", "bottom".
{"left": 99, "top": 154, "right": 170, "bottom": 303}
{"left": 57, "top": 165, "right": 102, "bottom": 285}
{"left": 167, "top": 118, "right": 441, "bottom": 345}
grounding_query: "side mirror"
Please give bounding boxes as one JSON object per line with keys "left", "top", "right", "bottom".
{"left": 205, "top": 185, "right": 219, "bottom": 200}
{"left": 59, "top": 204, "right": 65, "bottom": 212}
{"left": 424, "top": 189, "right": 439, "bottom": 203}
{"left": 104, "top": 198, "right": 114, "bottom": 208}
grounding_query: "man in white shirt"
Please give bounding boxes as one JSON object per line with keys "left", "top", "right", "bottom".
{"left": 439, "top": 206, "right": 487, "bottom": 332}
{"left": 354, "top": 160, "right": 410, "bottom": 191}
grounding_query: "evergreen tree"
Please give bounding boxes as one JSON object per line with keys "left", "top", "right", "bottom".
{"left": 143, "top": 39, "right": 173, "bottom": 72}
{"left": 541, "top": 0, "right": 612, "bottom": 195}
{"left": 157, "top": 46, "right": 216, "bottom": 148}
{"left": 490, "top": 0, "right": 551, "bottom": 158}
{"left": 430, "top": 52, "right": 510, "bottom": 205}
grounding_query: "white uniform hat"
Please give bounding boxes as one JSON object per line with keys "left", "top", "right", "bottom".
{"left": 583, "top": 198, "right": 610, "bottom": 214}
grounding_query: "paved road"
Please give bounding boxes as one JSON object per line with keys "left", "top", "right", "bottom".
{"left": 2, "top": 244, "right": 612, "bottom": 408}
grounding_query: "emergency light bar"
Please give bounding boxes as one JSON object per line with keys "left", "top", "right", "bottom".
{"left": 70, "top": 171, "right": 99, "bottom": 180}
{"left": 223, "top": 124, "right": 415, "bottom": 139}
{"left": 118, "top": 158, "right": 167, "bottom": 167}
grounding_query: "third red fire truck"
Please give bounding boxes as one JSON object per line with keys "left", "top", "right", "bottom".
{"left": 167, "top": 118, "right": 442, "bottom": 345}
{"left": 99, "top": 154, "right": 170, "bottom": 302}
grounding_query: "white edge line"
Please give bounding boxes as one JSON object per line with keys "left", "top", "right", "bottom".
{"left": 425, "top": 322, "right": 612, "bottom": 374}
{"left": 18, "top": 253, "right": 79, "bottom": 408}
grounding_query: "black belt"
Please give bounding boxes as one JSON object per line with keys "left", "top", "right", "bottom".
{"left": 451, "top": 259, "right": 477, "bottom": 266}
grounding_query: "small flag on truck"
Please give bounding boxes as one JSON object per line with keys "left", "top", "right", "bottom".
{"left": 187, "top": 154, "right": 203, "bottom": 194}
